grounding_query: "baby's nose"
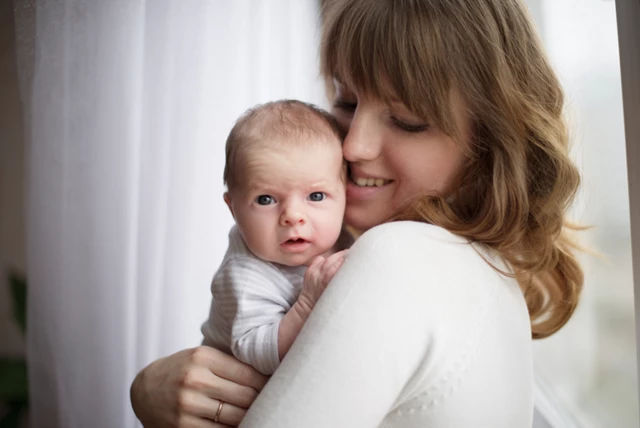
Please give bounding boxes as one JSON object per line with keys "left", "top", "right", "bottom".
{"left": 280, "top": 206, "right": 306, "bottom": 226}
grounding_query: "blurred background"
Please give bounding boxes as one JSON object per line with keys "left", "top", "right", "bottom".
{"left": 525, "top": 1, "right": 638, "bottom": 426}
{"left": 0, "top": 0, "right": 636, "bottom": 427}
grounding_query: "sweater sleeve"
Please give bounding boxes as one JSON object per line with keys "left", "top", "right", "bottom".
{"left": 212, "top": 257, "right": 293, "bottom": 375}
{"left": 240, "top": 221, "right": 533, "bottom": 427}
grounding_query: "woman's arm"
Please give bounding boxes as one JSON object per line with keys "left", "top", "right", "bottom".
{"left": 130, "top": 346, "right": 268, "bottom": 427}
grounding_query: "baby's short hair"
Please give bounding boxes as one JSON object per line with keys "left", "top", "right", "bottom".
{"left": 224, "top": 99, "right": 344, "bottom": 190}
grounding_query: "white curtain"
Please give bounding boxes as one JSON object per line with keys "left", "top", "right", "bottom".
{"left": 17, "top": 1, "right": 325, "bottom": 427}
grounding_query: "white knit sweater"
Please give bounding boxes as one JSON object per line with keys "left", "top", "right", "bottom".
{"left": 241, "top": 221, "right": 533, "bottom": 427}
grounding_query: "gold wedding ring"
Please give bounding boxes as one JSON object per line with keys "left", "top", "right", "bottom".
{"left": 214, "top": 400, "right": 224, "bottom": 423}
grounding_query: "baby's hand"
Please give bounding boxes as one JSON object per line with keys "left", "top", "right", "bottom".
{"left": 297, "top": 250, "right": 348, "bottom": 313}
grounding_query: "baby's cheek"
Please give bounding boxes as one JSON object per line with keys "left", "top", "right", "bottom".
{"left": 323, "top": 218, "right": 345, "bottom": 246}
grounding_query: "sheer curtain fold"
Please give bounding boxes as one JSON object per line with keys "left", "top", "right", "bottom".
{"left": 19, "top": 1, "right": 324, "bottom": 427}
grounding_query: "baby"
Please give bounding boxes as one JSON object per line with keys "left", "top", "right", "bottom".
{"left": 201, "top": 99, "right": 351, "bottom": 375}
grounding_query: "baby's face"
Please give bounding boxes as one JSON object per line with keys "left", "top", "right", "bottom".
{"left": 226, "top": 137, "right": 346, "bottom": 266}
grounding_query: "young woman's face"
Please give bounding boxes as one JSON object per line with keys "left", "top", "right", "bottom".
{"left": 331, "top": 82, "right": 471, "bottom": 231}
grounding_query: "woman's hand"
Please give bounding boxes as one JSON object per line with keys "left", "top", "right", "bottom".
{"left": 130, "top": 346, "right": 268, "bottom": 427}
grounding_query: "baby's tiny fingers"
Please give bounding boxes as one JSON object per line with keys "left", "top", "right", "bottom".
{"left": 321, "top": 259, "right": 344, "bottom": 284}
{"left": 304, "top": 256, "right": 325, "bottom": 278}
{"left": 326, "top": 249, "right": 348, "bottom": 264}
{"left": 324, "top": 253, "right": 346, "bottom": 272}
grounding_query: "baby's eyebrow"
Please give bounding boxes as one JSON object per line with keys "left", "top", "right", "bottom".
{"left": 244, "top": 175, "right": 274, "bottom": 189}
{"left": 247, "top": 184, "right": 274, "bottom": 193}
{"left": 241, "top": 181, "right": 267, "bottom": 193}
{"left": 308, "top": 180, "right": 343, "bottom": 191}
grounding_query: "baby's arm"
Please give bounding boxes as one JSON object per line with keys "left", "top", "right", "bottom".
{"left": 210, "top": 251, "right": 347, "bottom": 375}
{"left": 210, "top": 258, "right": 297, "bottom": 375}
{"left": 277, "top": 250, "right": 348, "bottom": 359}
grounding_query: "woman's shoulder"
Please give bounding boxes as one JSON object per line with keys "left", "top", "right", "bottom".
{"left": 348, "top": 221, "right": 511, "bottom": 286}
{"left": 353, "top": 221, "right": 472, "bottom": 258}
{"left": 359, "top": 220, "right": 466, "bottom": 240}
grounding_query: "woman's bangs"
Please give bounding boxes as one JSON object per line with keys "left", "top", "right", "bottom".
{"left": 322, "top": 0, "right": 455, "bottom": 134}
{"left": 323, "top": 1, "right": 397, "bottom": 104}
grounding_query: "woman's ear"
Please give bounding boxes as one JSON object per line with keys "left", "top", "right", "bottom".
{"left": 223, "top": 192, "right": 235, "bottom": 218}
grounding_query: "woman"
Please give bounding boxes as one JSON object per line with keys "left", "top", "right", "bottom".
{"left": 131, "top": 0, "right": 582, "bottom": 426}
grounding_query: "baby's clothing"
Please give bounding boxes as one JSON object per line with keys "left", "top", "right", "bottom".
{"left": 201, "top": 225, "right": 306, "bottom": 375}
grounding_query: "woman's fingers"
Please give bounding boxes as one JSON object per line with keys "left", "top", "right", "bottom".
{"left": 185, "top": 364, "right": 260, "bottom": 409}
{"left": 178, "top": 389, "right": 245, "bottom": 426}
{"left": 212, "top": 399, "right": 245, "bottom": 426}
{"left": 189, "top": 346, "right": 268, "bottom": 394}
{"left": 175, "top": 412, "right": 232, "bottom": 428}
{"left": 131, "top": 346, "right": 264, "bottom": 428}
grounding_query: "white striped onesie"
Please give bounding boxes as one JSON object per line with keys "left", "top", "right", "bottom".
{"left": 201, "top": 225, "right": 306, "bottom": 375}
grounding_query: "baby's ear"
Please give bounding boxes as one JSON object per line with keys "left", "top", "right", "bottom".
{"left": 223, "top": 192, "right": 234, "bottom": 218}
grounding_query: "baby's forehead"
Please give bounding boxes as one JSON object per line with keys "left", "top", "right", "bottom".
{"left": 236, "top": 138, "right": 344, "bottom": 186}
{"left": 238, "top": 132, "right": 342, "bottom": 162}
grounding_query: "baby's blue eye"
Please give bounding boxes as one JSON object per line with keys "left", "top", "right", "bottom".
{"left": 308, "top": 192, "right": 326, "bottom": 202}
{"left": 256, "top": 195, "right": 275, "bottom": 205}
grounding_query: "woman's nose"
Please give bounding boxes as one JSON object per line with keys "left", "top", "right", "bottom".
{"left": 342, "top": 109, "right": 382, "bottom": 162}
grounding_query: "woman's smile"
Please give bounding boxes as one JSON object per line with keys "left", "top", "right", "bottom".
{"left": 348, "top": 166, "right": 394, "bottom": 188}
{"left": 346, "top": 165, "right": 395, "bottom": 202}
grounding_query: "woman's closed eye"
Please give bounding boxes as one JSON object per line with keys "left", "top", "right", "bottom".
{"left": 390, "top": 116, "right": 430, "bottom": 133}
{"left": 256, "top": 194, "right": 276, "bottom": 205}
{"left": 308, "top": 192, "right": 326, "bottom": 202}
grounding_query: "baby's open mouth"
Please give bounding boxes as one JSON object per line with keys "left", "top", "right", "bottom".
{"left": 280, "top": 238, "right": 311, "bottom": 252}
{"left": 286, "top": 238, "right": 306, "bottom": 244}
{"left": 282, "top": 238, "right": 309, "bottom": 245}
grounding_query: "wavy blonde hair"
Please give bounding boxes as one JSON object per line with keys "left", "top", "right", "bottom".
{"left": 321, "top": 0, "right": 583, "bottom": 338}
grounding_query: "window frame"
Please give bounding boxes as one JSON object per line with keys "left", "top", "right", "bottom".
{"left": 616, "top": 0, "right": 640, "bottom": 403}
